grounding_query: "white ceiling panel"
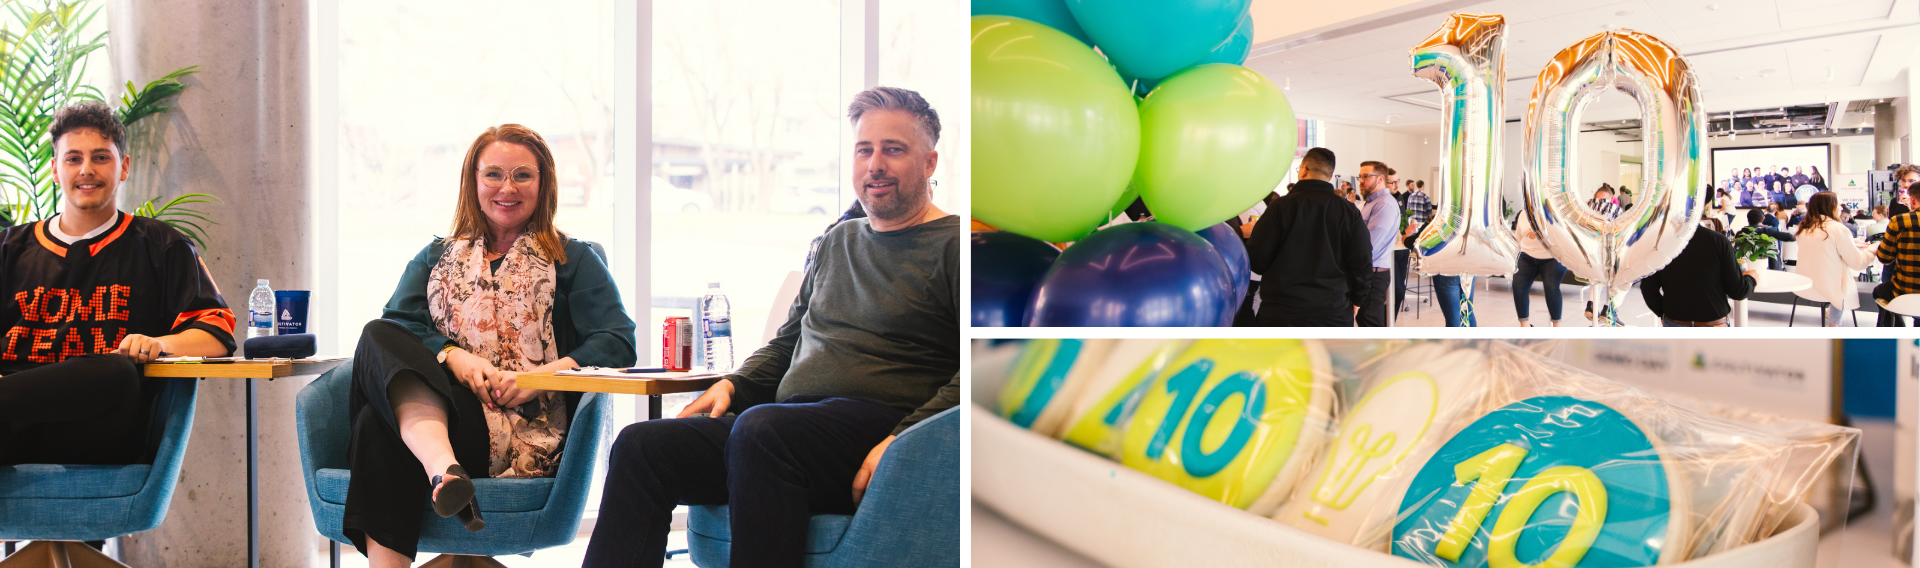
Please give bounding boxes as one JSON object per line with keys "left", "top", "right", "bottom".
{"left": 1778, "top": 0, "right": 1895, "bottom": 28}
{"left": 1252, "top": 0, "right": 1905, "bottom": 129}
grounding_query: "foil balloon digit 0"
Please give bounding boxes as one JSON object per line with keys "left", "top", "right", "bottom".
{"left": 1520, "top": 30, "right": 1707, "bottom": 326}
{"left": 1408, "top": 13, "right": 1519, "bottom": 281}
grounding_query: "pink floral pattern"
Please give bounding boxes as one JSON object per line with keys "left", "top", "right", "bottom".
{"left": 427, "top": 235, "right": 569, "bottom": 478}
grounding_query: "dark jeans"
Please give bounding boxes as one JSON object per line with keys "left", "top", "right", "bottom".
{"left": 1231, "top": 281, "right": 1261, "bottom": 327}
{"left": 1259, "top": 309, "right": 1355, "bottom": 327}
{"left": 584, "top": 396, "right": 906, "bottom": 568}
{"left": 1357, "top": 270, "right": 1391, "bottom": 327}
{"left": 0, "top": 354, "right": 146, "bottom": 465}
{"left": 1393, "top": 249, "right": 1410, "bottom": 316}
{"left": 1511, "top": 253, "right": 1566, "bottom": 322}
{"left": 1432, "top": 275, "right": 1463, "bottom": 327}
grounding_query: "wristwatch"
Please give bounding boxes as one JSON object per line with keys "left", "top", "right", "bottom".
{"left": 437, "top": 345, "right": 459, "bottom": 364}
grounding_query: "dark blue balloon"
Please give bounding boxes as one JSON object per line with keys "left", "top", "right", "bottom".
{"left": 972, "top": 231, "right": 1060, "bottom": 327}
{"left": 1027, "top": 222, "right": 1235, "bottom": 327}
{"left": 973, "top": 0, "right": 1093, "bottom": 45}
{"left": 1196, "top": 221, "right": 1250, "bottom": 300}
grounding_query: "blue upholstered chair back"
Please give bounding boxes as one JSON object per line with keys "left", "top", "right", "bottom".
{"left": 296, "top": 361, "right": 610, "bottom": 557}
{"left": 688, "top": 405, "right": 960, "bottom": 568}
{"left": 0, "top": 376, "right": 199, "bottom": 541}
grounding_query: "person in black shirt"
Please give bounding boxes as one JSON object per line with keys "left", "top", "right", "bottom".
{"left": 1641, "top": 225, "right": 1759, "bottom": 326}
{"left": 0, "top": 103, "right": 236, "bottom": 467}
{"left": 1737, "top": 208, "right": 1796, "bottom": 270}
{"left": 1246, "top": 147, "right": 1370, "bottom": 326}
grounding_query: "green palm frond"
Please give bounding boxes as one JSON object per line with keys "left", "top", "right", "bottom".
{"left": 133, "top": 192, "right": 218, "bottom": 248}
{"left": 0, "top": 0, "right": 210, "bottom": 243}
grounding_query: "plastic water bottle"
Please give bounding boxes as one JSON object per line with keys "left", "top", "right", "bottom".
{"left": 699, "top": 282, "right": 733, "bottom": 372}
{"left": 248, "top": 279, "right": 275, "bottom": 340}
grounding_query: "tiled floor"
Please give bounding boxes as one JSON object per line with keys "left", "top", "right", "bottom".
{"left": 1386, "top": 274, "right": 1875, "bottom": 328}
{"left": 320, "top": 529, "right": 697, "bottom": 567}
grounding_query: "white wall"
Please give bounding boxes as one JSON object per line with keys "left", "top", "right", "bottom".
{"left": 1494, "top": 120, "right": 1644, "bottom": 213}
{"left": 1317, "top": 120, "right": 1439, "bottom": 195}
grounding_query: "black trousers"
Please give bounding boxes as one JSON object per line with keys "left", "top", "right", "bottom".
{"left": 1357, "top": 270, "right": 1391, "bottom": 327}
{"left": 1258, "top": 309, "right": 1355, "bottom": 327}
{"left": 1393, "top": 249, "right": 1410, "bottom": 316}
{"left": 0, "top": 354, "right": 146, "bottom": 465}
{"left": 583, "top": 396, "right": 905, "bottom": 568}
{"left": 342, "top": 319, "right": 493, "bottom": 560}
{"left": 1231, "top": 281, "right": 1261, "bottom": 327}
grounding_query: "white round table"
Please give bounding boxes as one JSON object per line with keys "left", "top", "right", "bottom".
{"left": 1732, "top": 269, "right": 1812, "bottom": 327}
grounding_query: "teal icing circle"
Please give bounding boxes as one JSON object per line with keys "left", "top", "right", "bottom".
{"left": 1391, "top": 395, "right": 1673, "bottom": 567}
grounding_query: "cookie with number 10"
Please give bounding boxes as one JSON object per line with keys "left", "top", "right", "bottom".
{"left": 1392, "top": 395, "right": 1687, "bottom": 568}
{"left": 1119, "top": 339, "right": 1332, "bottom": 515}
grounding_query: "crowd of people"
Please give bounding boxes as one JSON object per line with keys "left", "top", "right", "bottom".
{"left": 1724, "top": 165, "right": 1827, "bottom": 208}
{"left": 1210, "top": 146, "right": 1920, "bottom": 328}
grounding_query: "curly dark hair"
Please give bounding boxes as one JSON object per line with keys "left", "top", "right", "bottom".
{"left": 847, "top": 86, "right": 941, "bottom": 146}
{"left": 49, "top": 101, "right": 127, "bottom": 153}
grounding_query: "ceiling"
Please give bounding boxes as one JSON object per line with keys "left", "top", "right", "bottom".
{"left": 1248, "top": 0, "right": 1920, "bottom": 134}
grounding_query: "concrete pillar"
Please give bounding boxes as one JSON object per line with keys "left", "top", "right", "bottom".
{"left": 1877, "top": 101, "right": 1898, "bottom": 169}
{"left": 104, "top": 0, "right": 315, "bottom": 566}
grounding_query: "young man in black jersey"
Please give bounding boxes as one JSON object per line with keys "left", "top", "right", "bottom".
{"left": 0, "top": 102, "right": 235, "bottom": 466}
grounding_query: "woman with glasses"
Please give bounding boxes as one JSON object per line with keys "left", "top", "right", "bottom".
{"left": 342, "top": 124, "right": 638, "bottom": 567}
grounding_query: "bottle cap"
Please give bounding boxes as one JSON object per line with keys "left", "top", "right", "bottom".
{"left": 708, "top": 282, "right": 721, "bottom": 288}
{"left": 258, "top": 279, "right": 269, "bottom": 285}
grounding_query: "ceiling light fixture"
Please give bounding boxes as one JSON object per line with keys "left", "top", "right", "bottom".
{"left": 1386, "top": 114, "right": 1397, "bottom": 124}
{"left": 1284, "top": 77, "right": 1292, "bottom": 90}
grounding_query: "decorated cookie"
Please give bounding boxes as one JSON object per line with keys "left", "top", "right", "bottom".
{"left": 1119, "top": 339, "right": 1332, "bottom": 515}
{"left": 997, "top": 339, "right": 1117, "bottom": 436}
{"left": 1277, "top": 346, "right": 1490, "bottom": 545}
{"left": 1057, "top": 339, "right": 1192, "bottom": 457}
{"left": 1392, "top": 395, "right": 1687, "bottom": 568}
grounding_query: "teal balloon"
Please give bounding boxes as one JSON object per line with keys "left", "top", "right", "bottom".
{"left": 1065, "top": 0, "right": 1248, "bottom": 82}
{"left": 1117, "top": 11, "right": 1252, "bottom": 96}
{"left": 974, "top": 15, "right": 1140, "bottom": 243}
{"left": 973, "top": 0, "right": 1091, "bottom": 45}
{"left": 1135, "top": 64, "right": 1297, "bottom": 232}
{"left": 1200, "top": 12, "right": 1254, "bottom": 66}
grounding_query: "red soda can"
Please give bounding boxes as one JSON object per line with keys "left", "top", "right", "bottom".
{"left": 663, "top": 317, "right": 693, "bottom": 371}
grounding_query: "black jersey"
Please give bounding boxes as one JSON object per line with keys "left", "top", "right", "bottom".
{"left": 0, "top": 213, "right": 235, "bottom": 371}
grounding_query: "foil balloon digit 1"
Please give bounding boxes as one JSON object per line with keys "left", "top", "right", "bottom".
{"left": 1521, "top": 30, "right": 1708, "bottom": 326}
{"left": 1408, "top": 13, "right": 1519, "bottom": 327}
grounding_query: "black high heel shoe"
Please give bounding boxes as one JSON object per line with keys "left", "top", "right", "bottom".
{"left": 431, "top": 465, "right": 486, "bottom": 531}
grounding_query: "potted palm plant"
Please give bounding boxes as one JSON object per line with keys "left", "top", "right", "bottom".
{"left": 0, "top": 0, "right": 210, "bottom": 245}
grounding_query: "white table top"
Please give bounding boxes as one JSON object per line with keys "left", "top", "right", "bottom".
{"left": 1752, "top": 269, "right": 1813, "bottom": 294}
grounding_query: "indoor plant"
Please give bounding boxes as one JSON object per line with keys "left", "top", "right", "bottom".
{"left": 1733, "top": 230, "right": 1777, "bottom": 272}
{"left": 0, "top": 0, "right": 210, "bottom": 245}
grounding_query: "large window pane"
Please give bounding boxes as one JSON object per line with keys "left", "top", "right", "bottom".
{"left": 878, "top": 0, "right": 967, "bottom": 215}
{"left": 334, "top": 0, "right": 628, "bottom": 353}
{"left": 650, "top": 0, "right": 841, "bottom": 368}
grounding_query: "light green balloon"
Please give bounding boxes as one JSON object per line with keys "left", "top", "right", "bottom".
{"left": 1108, "top": 184, "right": 1138, "bottom": 222}
{"left": 1135, "top": 63, "right": 1296, "bottom": 232}
{"left": 973, "top": 15, "right": 1140, "bottom": 243}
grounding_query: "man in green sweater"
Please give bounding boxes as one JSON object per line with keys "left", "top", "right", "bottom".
{"left": 584, "top": 86, "right": 958, "bottom": 567}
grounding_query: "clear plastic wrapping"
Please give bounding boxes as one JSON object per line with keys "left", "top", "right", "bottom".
{"left": 983, "top": 338, "right": 1857, "bottom": 567}
{"left": 1379, "top": 342, "right": 1858, "bottom": 566}
{"left": 996, "top": 338, "right": 1340, "bottom": 515}
{"left": 1275, "top": 341, "right": 1495, "bottom": 549}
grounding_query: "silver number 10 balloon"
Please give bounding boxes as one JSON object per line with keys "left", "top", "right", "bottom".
{"left": 1408, "top": 13, "right": 1518, "bottom": 277}
{"left": 1520, "top": 30, "right": 1708, "bottom": 325}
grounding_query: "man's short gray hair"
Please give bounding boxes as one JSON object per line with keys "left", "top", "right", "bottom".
{"left": 848, "top": 86, "right": 941, "bottom": 146}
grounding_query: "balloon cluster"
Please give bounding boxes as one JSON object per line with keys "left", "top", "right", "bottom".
{"left": 971, "top": 0, "right": 1293, "bottom": 327}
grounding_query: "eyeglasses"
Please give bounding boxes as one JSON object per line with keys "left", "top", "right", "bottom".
{"left": 479, "top": 165, "right": 539, "bottom": 189}
{"left": 1356, "top": 174, "right": 1382, "bottom": 179}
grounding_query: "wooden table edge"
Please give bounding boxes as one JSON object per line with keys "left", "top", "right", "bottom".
{"left": 515, "top": 371, "right": 721, "bottom": 396}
